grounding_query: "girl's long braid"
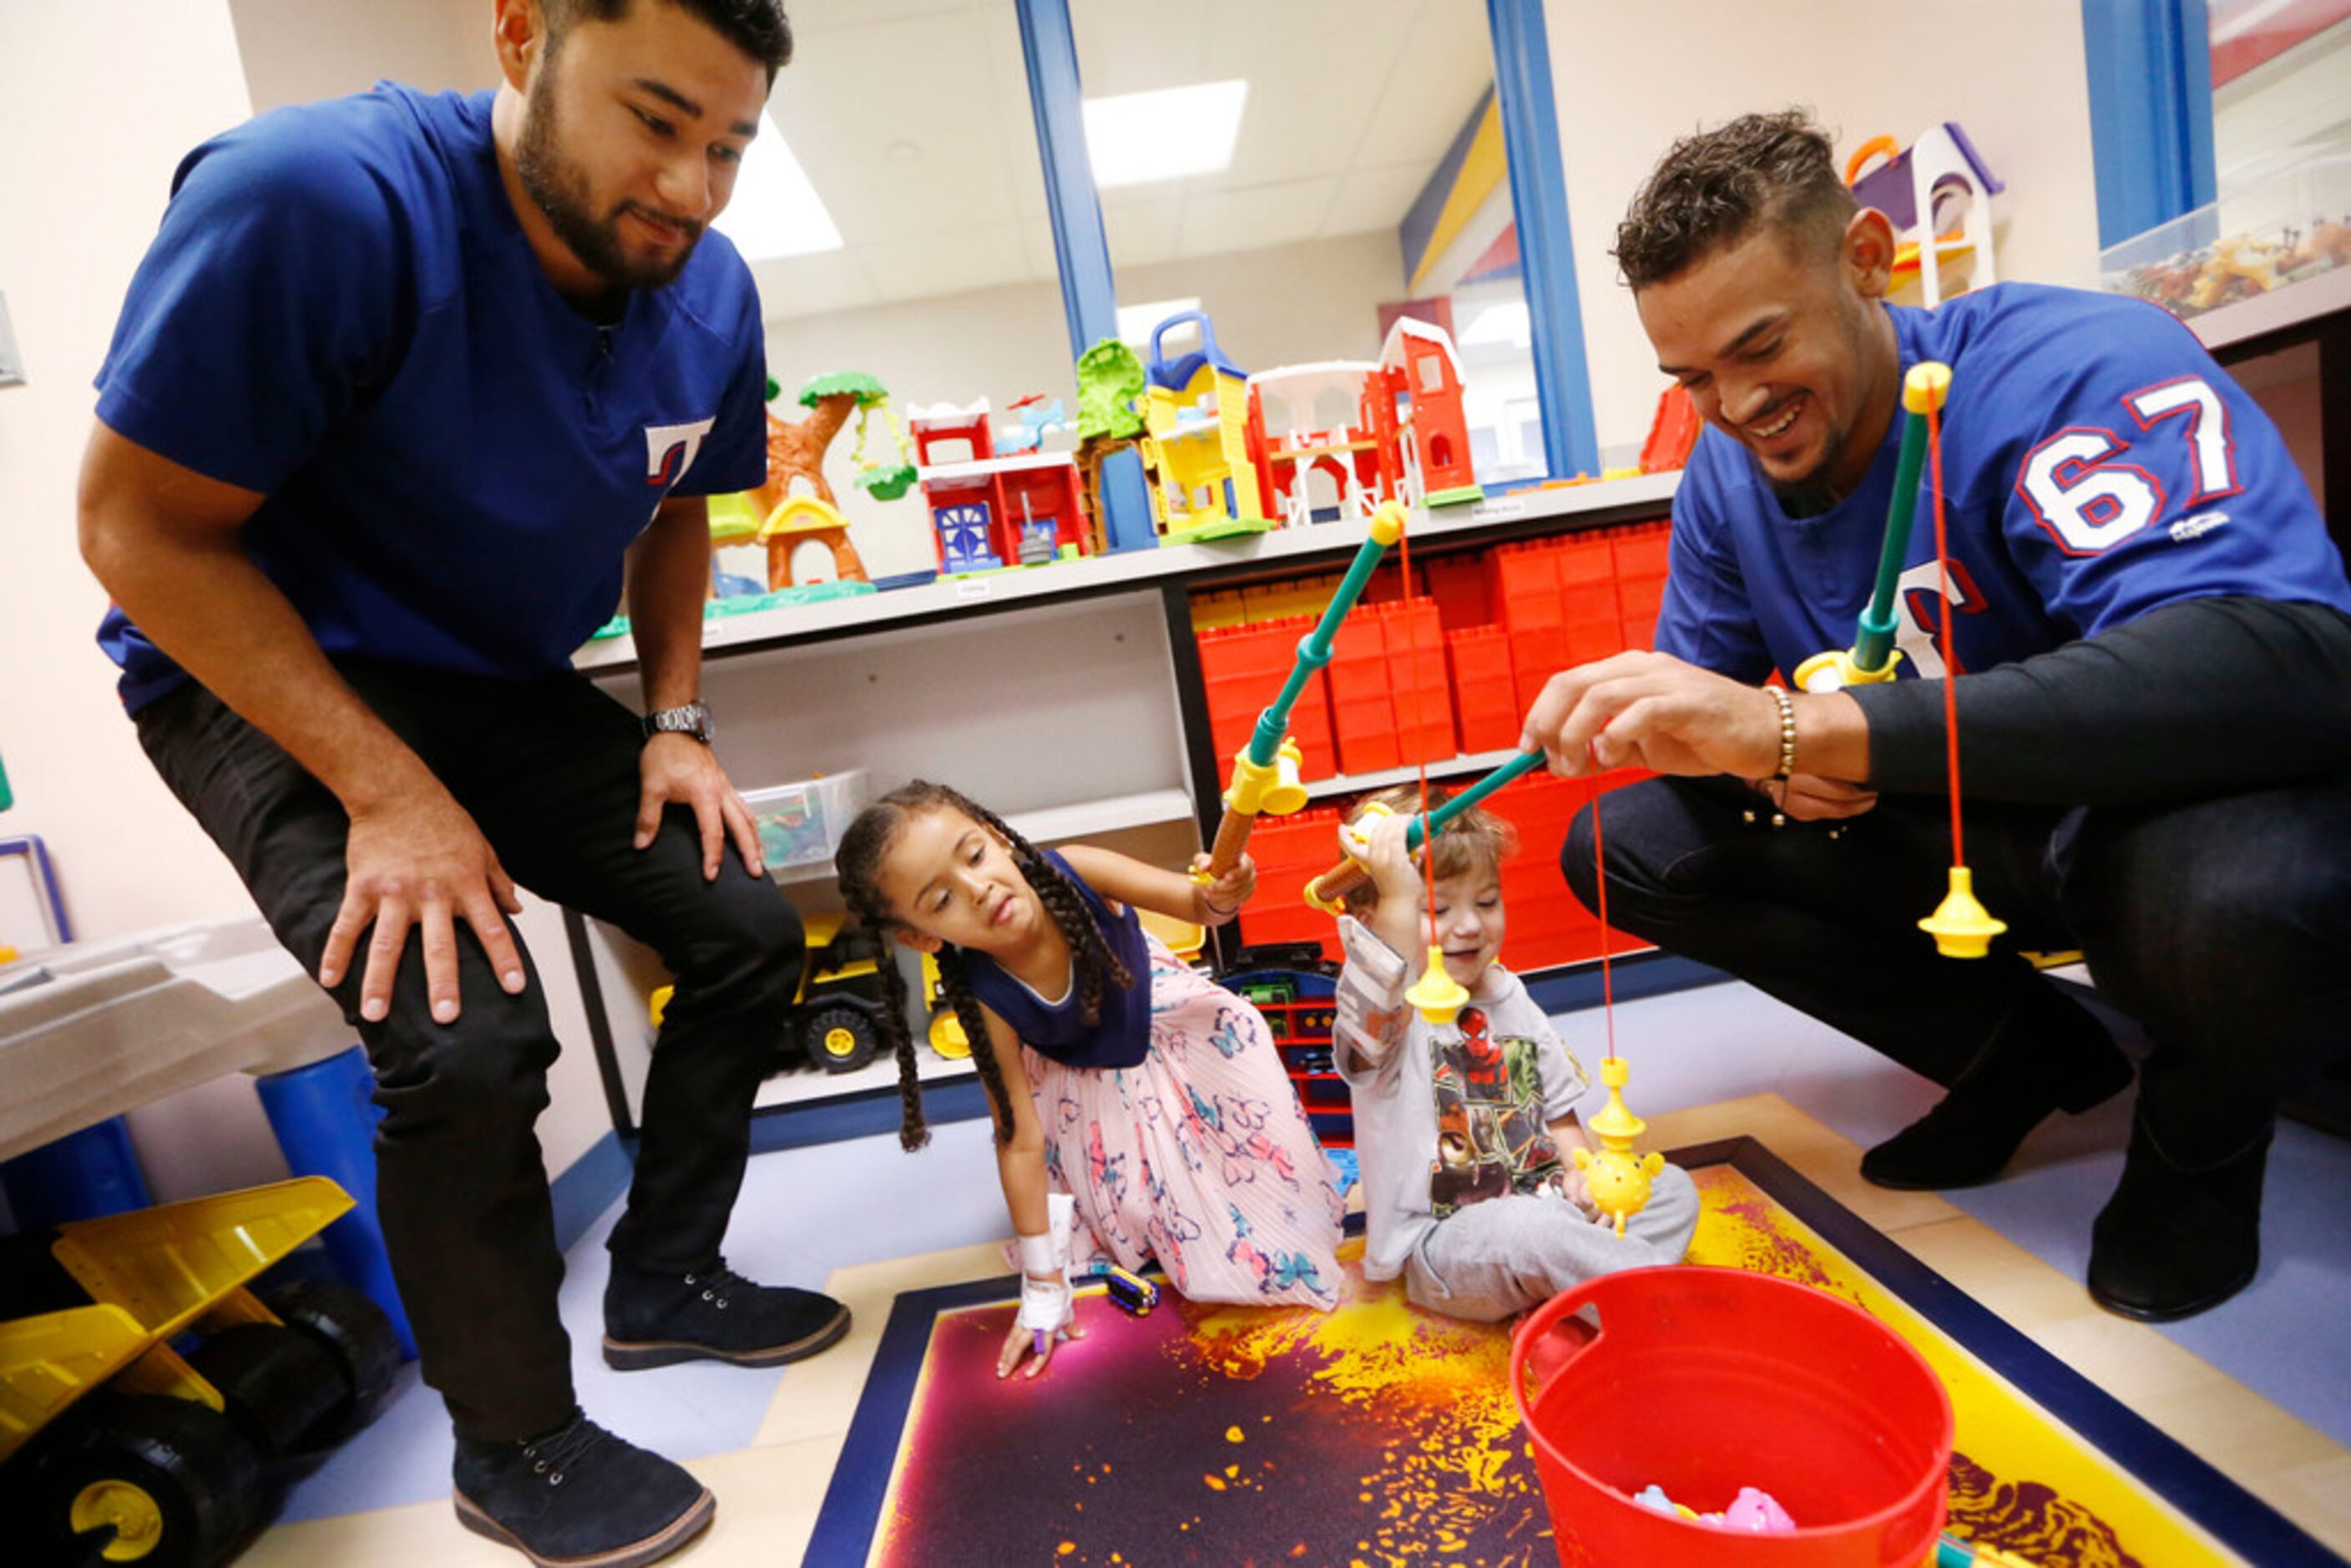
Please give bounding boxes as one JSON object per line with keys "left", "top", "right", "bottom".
{"left": 835, "top": 869, "right": 933, "bottom": 1151}
{"left": 932, "top": 945, "right": 1016, "bottom": 1144}
{"left": 834, "top": 779, "right": 1135, "bottom": 1151}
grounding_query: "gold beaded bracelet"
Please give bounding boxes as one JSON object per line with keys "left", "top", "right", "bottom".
{"left": 1766, "top": 685, "right": 1797, "bottom": 780}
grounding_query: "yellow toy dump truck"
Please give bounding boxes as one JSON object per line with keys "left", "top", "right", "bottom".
{"left": 1, "top": 1176, "right": 398, "bottom": 1567}
{"left": 652, "top": 910, "right": 892, "bottom": 1076}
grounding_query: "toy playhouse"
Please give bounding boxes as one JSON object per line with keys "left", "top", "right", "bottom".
{"left": 908, "top": 398, "right": 1091, "bottom": 575}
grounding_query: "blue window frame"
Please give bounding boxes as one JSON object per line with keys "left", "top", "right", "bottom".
{"left": 2081, "top": 0, "right": 2219, "bottom": 249}
{"left": 1010, "top": 0, "right": 1600, "bottom": 534}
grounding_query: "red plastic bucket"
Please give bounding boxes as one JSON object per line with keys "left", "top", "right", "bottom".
{"left": 1511, "top": 1265, "right": 1953, "bottom": 1567}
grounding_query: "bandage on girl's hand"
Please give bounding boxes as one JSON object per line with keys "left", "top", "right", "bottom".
{"left": 1002, "top": 1193, "right": 1084, "bottom": 1380}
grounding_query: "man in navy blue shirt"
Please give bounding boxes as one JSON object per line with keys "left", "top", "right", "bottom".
{"left": 1522, "top": 112, "right": 2351, "bottom": 1323}
{"left": 79, "top": 3, "right": 837, "bottom": 1561}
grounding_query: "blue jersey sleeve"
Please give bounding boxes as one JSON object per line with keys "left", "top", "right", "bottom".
{"left": 1964, "top": 296, "right": 2348, "bottom": 638}
{"left": 1655, "top": 453, "right": 1776, "bottom": 682}
{"left": 671, "top": 273, "right": 770, "bottom": 498}
{"left": 94, "top": 109, "right": 412, "bottom": 495}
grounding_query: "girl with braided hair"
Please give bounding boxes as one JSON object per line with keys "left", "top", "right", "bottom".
{"left": 836, "top": 781, "right": 1344, "bottom": 1378}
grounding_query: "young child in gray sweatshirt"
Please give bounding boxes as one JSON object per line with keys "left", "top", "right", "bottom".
{"left": 1332, "top": 786, "right": 1699, "bottom": 1322}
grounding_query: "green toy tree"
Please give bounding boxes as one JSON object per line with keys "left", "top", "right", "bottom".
{"left": 1076, "top": 338, "right": 1146, "bottom": 443}
{"left": 1074, "top": 337, "right": 1148, "bottom": 550}
{"left": 798, "top": 372, "right": 917, "bottom": 502}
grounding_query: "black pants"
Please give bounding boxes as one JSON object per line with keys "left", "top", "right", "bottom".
{"left": 136, "top": 663, "right": 801, "bottom": 1441}
{"left": 1563, "top": 775, "right": 2351, "bottom": 1169}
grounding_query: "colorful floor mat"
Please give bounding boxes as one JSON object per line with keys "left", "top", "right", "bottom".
{"left": 811, "top": 1138, "right": 2338, "bottom": 1566}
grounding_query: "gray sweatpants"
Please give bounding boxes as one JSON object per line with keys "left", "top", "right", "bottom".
{"left": 1403, "top": 1162, "right": 1701, "bottom": 1323}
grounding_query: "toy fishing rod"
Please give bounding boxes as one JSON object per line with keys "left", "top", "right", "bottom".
{"left": 1201, "top": 500, "right": 1408, "bottom": 879}
{"left": 1300, "top": 747, "right": 1546, "bottom": 913}
{"left": 1791, "top": 361, "right": 2001, "bottom": 958}
{"left": 1792, "top": 363, "right": 1949, "bottom": 693}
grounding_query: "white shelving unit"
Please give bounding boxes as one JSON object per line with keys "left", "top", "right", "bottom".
{"left": 574, "top": 473, "right": 1679, "bottom": 672}
{"left": 562, "top": 472, "right": 1681, "bottom": 1137}
{"left": 751, "top": 1029, "right": 974, "bottom": 1113}
{"left": 2182, "top": 259, "right": 2351, "bottom": 352}
{"left": 763, "top": 788, "right": 1197, "bottom": 885}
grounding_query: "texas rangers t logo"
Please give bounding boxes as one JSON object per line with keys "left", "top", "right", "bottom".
{"left": 645, "top": 417, "right": 717, "bottom": 488}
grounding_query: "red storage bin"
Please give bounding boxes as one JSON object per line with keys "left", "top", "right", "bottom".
{"left": 1446, "top": 626, "right": 1519, "bottom": 753}
{"left": 1381, "top": 599, "right": 1453, "bottom": 766}
{"left": 1325, "top": 616, "right": 1398, "bottom": 776}
{"left": 1267, "top": 616, "right": 1337, "bottom": 781}
{"left": 1196, "top": 617, "right": 1339, "bottom": 786}
{"left": 1559, "top": 534, "right": 1625, "bottom": 665}
{"left": 1196, "top": 620, "right": 1287, "bottom": 756}
{"left": 1495, "top": 542, "right": 1569, "bottom": 714}
{"left": 1611, "top": 524, "right": 1671, "bottom": 585}
{"left": 1240, "top": 804, "right": 1344, "bottom": 963}
{"left": 1421, "top": 549, "right": 1494, "bottom": 631}
{"left": 1612, "top": 522, "right": 1671, "bottom": 655}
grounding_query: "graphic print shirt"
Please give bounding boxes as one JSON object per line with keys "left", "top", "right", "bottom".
{"left": 1332, "top": 916, "right": 1591, "bottom": 1281}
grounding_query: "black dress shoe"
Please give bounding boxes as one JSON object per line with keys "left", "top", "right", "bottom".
{"left": 604, "top": 1257, "right": 852, "bottom": 1371}
{"left": 453, "top": 1410, "right": 712, "bottom": 1568}
{"left": 1862, "top": 1001, "right": 2134, "bottom": 1191}
{"left": 2088, "top": 1123, "right": 2269, "bottom": 1322}
{"left": 1861, "top": 1086, "right": 2056, "bottom": 1190}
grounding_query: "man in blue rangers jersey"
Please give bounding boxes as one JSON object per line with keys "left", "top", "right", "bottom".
{"left": 1522, "top": 112, "right": 2351, "bottom": 1324}
{"left": 78, "top": 3, "right": 839, "bottom": 1562}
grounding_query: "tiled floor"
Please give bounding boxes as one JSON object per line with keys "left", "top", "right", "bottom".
{"left": 240, "top": 978, "right": 2351, "bottom": 1565}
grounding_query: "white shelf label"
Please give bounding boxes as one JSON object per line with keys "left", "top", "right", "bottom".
{"left": 954, "top": 578, "right": 995, "bottom": 601}
{"left": 1473, "top": 496, "right": 1528, "bottom": 522}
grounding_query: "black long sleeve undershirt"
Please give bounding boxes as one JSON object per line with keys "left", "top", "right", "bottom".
{"left": 1847, "top": 596, "right": 2351, "bottom": 806}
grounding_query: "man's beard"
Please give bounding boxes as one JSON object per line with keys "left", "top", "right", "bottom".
{"left": 1766, "top": 425, "right": 1847, "bottom": 518}
{"left": 515, "top": 71, "right": 702, "bottom": 293}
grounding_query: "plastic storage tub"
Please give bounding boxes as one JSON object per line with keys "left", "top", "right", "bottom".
{"left": 741, "top": 770, "right": 872, "bottom": 870}
{"left": 2099, "top": 148, "right": 2351, "bottom": 322}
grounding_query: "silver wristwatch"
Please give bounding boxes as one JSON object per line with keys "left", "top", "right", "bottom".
{"left": 643, "top": 701, "right": 715, "bottom": 744}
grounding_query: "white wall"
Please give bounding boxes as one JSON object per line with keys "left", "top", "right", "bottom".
{"left": 229, "top": 0, "right": 493, "bottom": 114}
{"left": 1544, "top": 0, "right": 2106, "bottom": 453}
{"left": 759, "top": 230, "right": 1408, "bottom": 579}
{"left": 0, "top": 0, "right": 256, "bottom": 944}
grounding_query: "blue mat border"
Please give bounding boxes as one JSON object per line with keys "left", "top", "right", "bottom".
{"left": 807, "top": 1136, "right": 2342, "bottom": 1567}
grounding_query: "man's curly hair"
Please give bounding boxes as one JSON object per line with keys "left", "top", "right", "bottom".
{"left": 1613, "top": 109, "right": 1857, "bottom": 291}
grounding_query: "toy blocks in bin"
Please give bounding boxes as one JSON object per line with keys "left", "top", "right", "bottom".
{"left": 1380, "top": 599, "right": 1453, "bottom": 766}
{"left": 1447, "top": 626, "right": 1519, "bottom": 753}
{"left": 1197, "top": 615, "right": 1336, "bottom": 781}
{"left": 741, "top": 770, "right": 870, "bottom": 870}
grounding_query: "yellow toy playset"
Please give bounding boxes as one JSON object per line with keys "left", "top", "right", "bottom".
{"left": 1135, "top": 311, "right": 1268, "bottom": 541}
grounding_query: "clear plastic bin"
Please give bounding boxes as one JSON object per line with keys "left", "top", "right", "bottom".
{"left": 741, "top": 770, "right": 871, "bottom": 870}
{"left": 2099, "top": 148, "right": 2351, "bottom": 321}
